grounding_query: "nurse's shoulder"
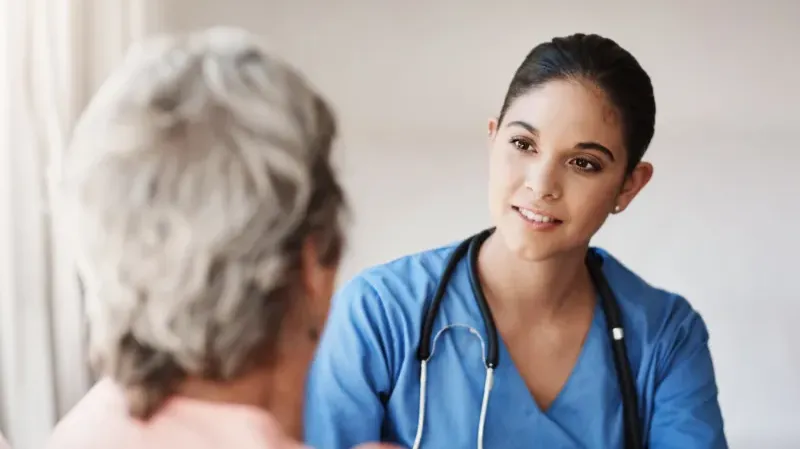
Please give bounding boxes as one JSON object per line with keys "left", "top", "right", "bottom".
{"left": 355, "top": 242, "right": 460, "bottom": 308}
{"left": 593, "top": 247, "right": 714, "bottom": 373}
{"left": 593, "top": 251, "right": 727, "bottom": 446}
{"left": 328, "top": 242, "right": 459, "bottom": 352}
{"left": 304, "top": 242, "right": 459, "bottom": 448}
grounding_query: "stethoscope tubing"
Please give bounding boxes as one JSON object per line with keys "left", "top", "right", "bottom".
{"left": 416, "top": 228, "right": 644, "bottom": 449}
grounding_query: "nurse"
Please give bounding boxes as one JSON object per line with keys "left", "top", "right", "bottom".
{"left": 304, "top": 33, "right": 728, "bottom": 448}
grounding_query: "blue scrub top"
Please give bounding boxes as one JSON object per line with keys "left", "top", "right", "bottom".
{"left": 304, "top": 241, "right": 728, "bottom": 449}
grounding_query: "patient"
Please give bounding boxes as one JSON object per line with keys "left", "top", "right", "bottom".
{"left": 45, "top": 27, "right": 386, "bottom": 449}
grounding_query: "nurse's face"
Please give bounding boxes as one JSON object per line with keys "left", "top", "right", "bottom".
{"left": 487, "top": 79, "right": 652, "bottom": 261}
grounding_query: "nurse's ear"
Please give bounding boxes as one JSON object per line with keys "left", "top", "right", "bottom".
{"left": 487, "top": 117, "right": 500, "bottom": 145}
{"left": 613, "top": 162, "right": 654, "bottom": 214}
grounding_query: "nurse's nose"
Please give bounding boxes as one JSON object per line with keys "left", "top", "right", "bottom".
{"left": 524, "top": 156, "right": 563, "bottom": 201}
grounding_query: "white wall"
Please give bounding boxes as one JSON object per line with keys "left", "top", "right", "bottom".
{"left": 161, "top": 1, "right": 800, "bottom": 446}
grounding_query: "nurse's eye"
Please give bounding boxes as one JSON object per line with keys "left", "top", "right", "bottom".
{"left": 570, "top": 157, "right": 602, "bottom": 172}
{"left": 509, "top": 137, "right": 536, "bottom": 153}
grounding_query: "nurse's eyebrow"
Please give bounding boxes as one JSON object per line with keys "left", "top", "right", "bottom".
{"left": 576, "top": 142, "right": 615, "bottom": 161}
{"left": 506, "top": 120, "right": 539, "bottom": 136}
{"left": 506, "top": 119, "right": 616, "bottom": 162}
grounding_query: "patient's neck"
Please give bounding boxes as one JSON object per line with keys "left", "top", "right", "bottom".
{"left": 176, "top": 358, "right": 305, "bottom": 439}
{"left": 174, "top": 309, "right": 315, "bottom": 439}
{"left": 177, "top": 369, "right": 273, "bottom": 410}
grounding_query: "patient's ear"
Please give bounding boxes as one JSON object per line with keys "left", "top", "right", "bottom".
{"left": 298, "top": 236, "right": 337, "bottom": 340}
{"left": 300, "top": 236, "right": 337, "bottom": 307}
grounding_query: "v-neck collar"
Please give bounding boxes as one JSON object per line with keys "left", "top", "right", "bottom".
{"left": 485, "top": 300, "right": 604, "bottom": 441}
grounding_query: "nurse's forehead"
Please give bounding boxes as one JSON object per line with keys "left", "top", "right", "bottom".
{"left": 502, "top": 80, "right": 624, "bottom": 142}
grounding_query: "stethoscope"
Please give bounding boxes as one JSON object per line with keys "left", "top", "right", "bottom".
{"left": 413, "top": 228, "right": 643, "bottom": 449}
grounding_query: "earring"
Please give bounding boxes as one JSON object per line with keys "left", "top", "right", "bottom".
{"left": 614, "top": 205, "right": 622, "bottom": 213}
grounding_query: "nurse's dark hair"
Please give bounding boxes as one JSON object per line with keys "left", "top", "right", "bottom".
{"left": 497, "top": 33, "right": 656, "bottom": 174}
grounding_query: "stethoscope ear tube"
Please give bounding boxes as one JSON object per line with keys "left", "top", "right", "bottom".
{"left": 466, "top": 229, "right": 499, "bottom": 368}
{"left": 586, "top": 250, "right": 644, "bottom": 449}
{"left": 417, "top": 236, "right": 473, "bottom": 361}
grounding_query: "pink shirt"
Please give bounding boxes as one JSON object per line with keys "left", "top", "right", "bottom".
{"left": 45, "top": 379, "right": 306, "bottom": 449}
{"left": 0, "top": 433, "right": 9, "bottom": 449}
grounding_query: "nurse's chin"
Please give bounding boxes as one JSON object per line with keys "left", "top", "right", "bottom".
{"left": 497, "top": 228, "right": 572, "bottom": 263}
{"left": 510, "top": 244, "right": 567, "bottom": 263}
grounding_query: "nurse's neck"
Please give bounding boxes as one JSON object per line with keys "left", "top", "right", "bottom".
{"left": 477, "top": 234, "right": 594, "bottom": 323}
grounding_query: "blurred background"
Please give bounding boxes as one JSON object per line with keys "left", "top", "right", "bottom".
{"left": 0, "top": 1, "right": 798, "bottom": 448}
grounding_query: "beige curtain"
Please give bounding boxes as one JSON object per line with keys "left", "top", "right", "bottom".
{"left": 0, "top": 1, "right": 162, "bottom": 448}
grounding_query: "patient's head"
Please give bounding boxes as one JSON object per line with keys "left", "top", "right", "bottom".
{"left": 55, "top": 27, "right": 345, "bottom": 433}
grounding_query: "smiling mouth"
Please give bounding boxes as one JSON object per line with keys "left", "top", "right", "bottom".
{"left": 512, "top": 206, "right": 563, "bottom": 225}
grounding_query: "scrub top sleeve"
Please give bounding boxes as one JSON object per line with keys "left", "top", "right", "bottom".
{"left": 304, "top": 276, "right": 396, "bottom": 449}
{"left": 649, "top": 304, "right": 729, "bottom": 449}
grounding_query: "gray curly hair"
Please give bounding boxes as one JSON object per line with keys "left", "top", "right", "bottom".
{"left": 53, "top": 27, "right": 345, "bottom": 418}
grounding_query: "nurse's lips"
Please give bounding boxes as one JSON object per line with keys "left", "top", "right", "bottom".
{"left": 513, "top": 206, "right": 563, "bottom": 229}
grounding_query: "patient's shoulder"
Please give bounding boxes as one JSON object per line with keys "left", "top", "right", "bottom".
{"left": 46, "top": 378, "right": 307, "bottom": 449}
{"left": 44, "top": 379, "right": 133, "bottom": 449}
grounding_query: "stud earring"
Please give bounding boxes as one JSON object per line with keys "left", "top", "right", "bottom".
{"left": 614, "top": 205, "right": 622, "bottom": 213}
